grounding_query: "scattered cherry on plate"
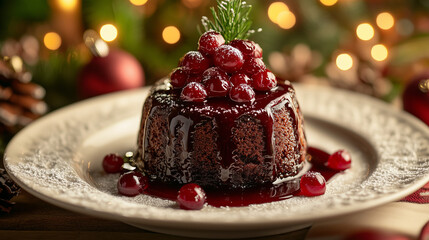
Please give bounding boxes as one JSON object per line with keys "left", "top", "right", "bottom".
{"left": 177, "top": 183, "right": 207, "bottom": 210}
{"left": 117, "top": 171, "right": 149, "bottom": 197}
{"left": 300, "top": 171, "right": 326, "bottom": 196}
{"left": 102, "top": 153, "right": 124, "bottom": 173}
{"left": 326, "top": 150, "right": 352, "bottom": 170}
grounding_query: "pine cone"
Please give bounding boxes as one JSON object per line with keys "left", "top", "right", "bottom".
{"left": 0, "top": 168, "right": 21, "bottom": 213}
{"left": 0, "top": 56, "right": 47, "bottom": 133}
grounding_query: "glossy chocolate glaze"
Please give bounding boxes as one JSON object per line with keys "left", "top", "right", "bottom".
{"left": 136, "top": 79, "right": 306, "bottom": 188}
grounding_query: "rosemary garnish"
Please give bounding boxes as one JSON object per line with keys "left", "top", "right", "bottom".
{"left": 200, "top": 0, "right": 258, "bottom": 42}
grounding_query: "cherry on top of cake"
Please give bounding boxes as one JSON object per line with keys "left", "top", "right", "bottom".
{"left": 169, "top": 0, "right": 276, "bottom": 103}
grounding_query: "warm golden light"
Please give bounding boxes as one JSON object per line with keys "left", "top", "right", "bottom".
{"left": 277, "top": 11, "right": 296, "bottom": 30}
{"left": 129, "top": 0, "right": 148, "bottom": 6}
{"left": 268, "top": 2, "right": 289, "bottom": 24}
{"left": 320, "top": 0, "right": 338, "bottom": 6}
{"left": 44, "top": 32, "right": 62, "bottom": 50}
{"left": 56, "top": 0, "right": 78, "bottom": 11}
{"left": 356, "top": 23, "right": 375, "bottom": 41}
{"left": 336, "top": 53, "right": 353, "bottom": 71}
{"left": 371, "top": 44, "right": 388, "bottom": 61}
{"left": 162, "top": 26, "right": 181, "bottom": 44}
{"left": 376, "top": 12, "right": 394, "bottom": 30}
{"left": 100, "top": 24, "right": 118, "bottom": 42}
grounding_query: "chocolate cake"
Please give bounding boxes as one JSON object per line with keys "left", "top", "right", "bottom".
{"left": 135, "top": 0, "right": 307, "bottom": 189}
{"left": 136, "top": 78, "right": 307, "bottom": 188}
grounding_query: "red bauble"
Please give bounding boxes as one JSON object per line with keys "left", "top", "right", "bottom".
{"left": 78, "top": 49, "right": 145, "bottom": 98}
{"left": 402, "top": 72, "right": 429, "bottom": 126}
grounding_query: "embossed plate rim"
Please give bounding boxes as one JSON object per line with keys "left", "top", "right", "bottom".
{"left": 4, "top": 84, "right": 429, "bottom": 230}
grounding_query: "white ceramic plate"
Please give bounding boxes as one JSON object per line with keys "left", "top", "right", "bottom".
{"left": 4, "top": 84, "right": 429, "bottom": 239}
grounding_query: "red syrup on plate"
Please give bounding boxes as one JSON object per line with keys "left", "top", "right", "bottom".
{"left": 143, "top": 146, "right": 345, "bottom": 207}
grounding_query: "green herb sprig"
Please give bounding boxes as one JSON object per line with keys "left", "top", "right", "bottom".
{"left": 200, "top": 0, "right": 258, "bottom": 42}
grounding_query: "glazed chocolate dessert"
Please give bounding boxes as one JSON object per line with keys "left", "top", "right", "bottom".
{"left": 135, "top": 0, "right": 307, "bottom": 189}
{"left": 136, "top": 78, "right": 306, "bottom": 188}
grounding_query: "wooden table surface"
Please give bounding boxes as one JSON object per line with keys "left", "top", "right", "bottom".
{"left": 1, "top": 189, "right": 428, "bottom": 240}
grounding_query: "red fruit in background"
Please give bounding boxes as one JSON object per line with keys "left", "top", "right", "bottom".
{"left": 180, "top": 51, "right": 211, "bottom": 74}
{"left": 345, "top": 230, "right": 410, "bottom": 240}
{"left": 102, "top": 153, "right": 124, "bottom": 173}
{"left": 198, "top": 31, "right": 225, "bottom": 56}
{"left": 78, "top": 49, "right": 145, "bottom": 99}
{"left": 214, "top": 45, "right": 245, "bottom": 73}
{"left": 300, "top": 171, "right": 326, "bottom": 196}
{"left": 419, "top": 221, "right": 429, "bottom": 240}
{"left": 181, "top": 82, "right": 207, "bottom": 102}
{"left": 327, "top": 150, "right": 352, "bottom": 170}
{"left": 170, "top": 67, "right": 189, "bottom": 88}
{"left": 230, "top": 73, "right": 250, "bottom": 86}
{"left": 229, "top": 39, "right": 255, "bottom": 59}
{"left": 177, "top": 183, "right": 207, "bottom": 210}
{"left": 252, "top": 70, "right": 277, "bottom": 91}
{"left": 117, "top": 171, "right": 148, "bottom": 197}
{"left": 229, "top": 84, "right": 255, "bottom": 103}
{"left": 241, "top": 57, "right": 266, "bottom": 77}
{"left": 403, "top": 72, "right": 429, "bottom": 126}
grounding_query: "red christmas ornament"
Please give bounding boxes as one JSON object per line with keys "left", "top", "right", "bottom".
{"left": 402, "top": 72, "right": 429, "bottom": 126}
{"left": 78, "top": 32, "right": 144, "bottom": 98}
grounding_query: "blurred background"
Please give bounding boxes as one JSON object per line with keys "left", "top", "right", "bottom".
{"left": 1, "top": 0, "right": 429, "bottom": 153}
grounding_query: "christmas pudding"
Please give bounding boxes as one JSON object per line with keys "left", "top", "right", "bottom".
{"left": 135, "top": 0, "right": 307, "bottom": 189}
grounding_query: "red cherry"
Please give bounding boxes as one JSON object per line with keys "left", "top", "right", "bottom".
{"left": 250, "top": 41, "right": 263, "bottom": 58}
{"left": 214, "top": 45, "right": 244, "bottom": 73}
{"left": 198, "top": 31, "right": 225, "bottom": 56}
{"left": 230, "top": 73, "right": 250, "bottom": 86}
{"left": 117, "top": 171, "right": 149, "bottom": 197}
{"left": 241, "top": 58, "right": 266, "bottom": 77}
{"left": 180, "top": 51, "right": 210, "bottom": 74}
{"left": 326, "top": 150, "right": 352, "bottom": 170}
{"left": 181, "top": 82, "right": 207, "bottom": 102}
{"left": 252, "top": 70, "right": 277, "bottom": 91}
{"left": 300, "top": 171, "right": 326, "bottom": 196}
{"left": 205, "top": 76, "right": 230, "bottom": 98}
{"left": 187, "top": 74, "right": 203, "bottom": 83}
{"left": 229, "top": 39, "right": 255, "bottom": 59}
{"left": 170, "top": 67, "right": 189, "bottom": 88}
{"left": 177, "top": 183, "right": 206, "bottom": 210}
{"left": 201, "top": 67, "right": 228, "bottom": 84}
{"left": 229, "top": 84, "right": 255, "bottom": 103}
{"left": 102, "top": 153, "right": 124, "bottom": 173}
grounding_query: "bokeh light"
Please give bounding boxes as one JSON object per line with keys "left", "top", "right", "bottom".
{"left": 336, "top": 53, "right": 353, "bottom": 71}
{"left": 356, "top": 23, "right": 375, "bottom": 41}
{"left": 320, "top": 0, "right": 338, "bottom": 6}
{"left": 277, "top": 11, "right": 296, "bottom": 30}
{"left": 100, "top": 24, "right": 118, "bottom": 42}
{"left": 129, "top": 0, "right": 148, "bottom": 6}
{"left": 162, "top": 26, "right": 181, "bottom": 44}
{"left": 376, "top": 12, "right": 394, "bottom": 30}
{"left": 371, "top": 44, "right": 388, "bottom": 61}
{"left": 44, "top": 32, "right": 62, "bottom": 50}
{"left": 268, "top": 2, "right": 289, "bottom": 24}
{"left": 56, "top": 0, "right": 78, "bottom": 12}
